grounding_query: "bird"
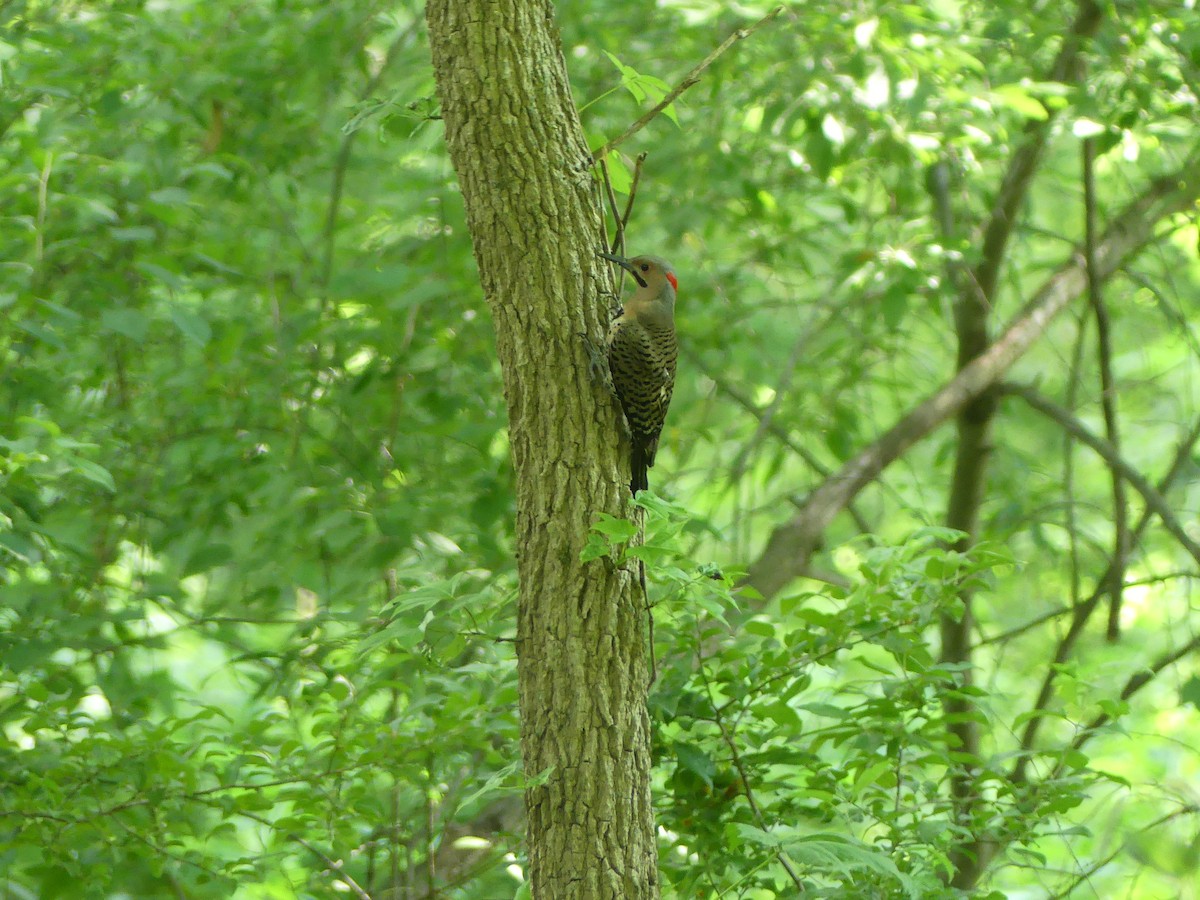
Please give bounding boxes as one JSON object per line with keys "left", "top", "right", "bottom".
{"left": 600, "top": 251, "right": 678, "bottom": 495}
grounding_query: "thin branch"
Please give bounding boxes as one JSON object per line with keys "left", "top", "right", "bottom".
{"left": 1006, "top": 401, "right": 1200, "bottom": 784}
{"left": 618, "top": 152, "right": 647, "bottom": 240}
{"left": 697, "top": 650, "right": 806, "bottom": 892}
{"left": 599, "top": 158, "right": 626, "bottom": 292}
{"left": 591, "top": 6, "right": 786, "bottom": 161}
{"left": 599, "top": 159, "right": 622, "bottom": 240}
{"left": 239, "top": 810, "right": 373, "bottom": 900}
{"left": 1082, "top": 136, "right": 1129, "bottom": 641}
{"left": 1047, "top": 805, "right": 1200, "bottom": 900}
{"left": 743, "top": 155, "right": 1200, "bottom": 599}
{"left": 1002, "top": 383, "right": 1200, "bottom": 566}
{"left": 1059, "top": 632, "right": 1200, "bottom": 773}
{"left": 599, "top": 153, "right": 647, "bottom": 293}
{"left": 974, "top": 602, "right": 1073, "bottom": 648}
{"left": 680, "top": 344, "right": 873, "bottom": 535}
{"left": 1063, "top": 306, "right": 1089, "bottom": 611}
{"left": 320, "top": 22, "right": 419, "bottom": 294}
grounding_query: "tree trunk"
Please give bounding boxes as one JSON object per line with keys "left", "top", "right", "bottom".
{"left": 425, "top": 2, "right": 659, "bottom": 897}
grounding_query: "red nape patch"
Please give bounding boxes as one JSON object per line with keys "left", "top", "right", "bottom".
{"left": 666, "top": 272, "right": 678, "bottom": 291}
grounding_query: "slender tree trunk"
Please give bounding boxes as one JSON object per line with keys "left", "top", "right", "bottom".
{"left": 426, "top": 2, "right": 659, "bottom": 897}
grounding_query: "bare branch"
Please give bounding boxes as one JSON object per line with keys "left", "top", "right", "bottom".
{"left": 743, "top": 157, "right": 1200, "bottom": 599}
{"left": 1002, "top": 383, "right": 1200, "bottom": 566}
{"left": 599, "top": 159, "right": 625, "bottom": 267}
{"left": 1007, "top": 404, "right": 1200, "bottom": 784}
{"left": 617, "top": 152, "right": 648, "bottom": 244}
{"left": 1080, "top": 136, "right": 1130, "bottom": 641}
{"left": 239, "top": 810, "right": 373, "bottom": 900}
{"left": 1047, "top": 805, "right": 1200, "bottom": 900}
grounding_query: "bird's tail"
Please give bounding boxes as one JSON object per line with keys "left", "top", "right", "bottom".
{"left": 630, "top": 442, "right": 650, "bottom": 495}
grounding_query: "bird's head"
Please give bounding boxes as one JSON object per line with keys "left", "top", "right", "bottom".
{"left": 599, "top": 252, "right": 678, "bottom": 304}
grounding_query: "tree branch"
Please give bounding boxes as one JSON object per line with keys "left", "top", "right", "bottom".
{"left": 1006, "top": 403, "right": 1200, "bottom": 784}
{"left": 614, "top": 151, "right": 647, "bottom": 253}
{"left": 1001, "top": 383, "right": 1200, "bottom": 566}
{"left": 743, "top": 156, "right": 1200, "bottom": 599}
{"left": 591, "top": 6, "right": 786, "bottom": 161}
{"left": 1081, "top": 136, "right": 1129, "bottom": 641}
{"left": 1060, "top": 631, "right": 1200, "bottom": 772}
{"left": 971, "top": 0, "right": 1103, "bottom": 305}
{"left": 698, "top": 647, "right": 806, "bottom": 892}
{"left": 238, "top": 810, "right": 373, "bottom": 900}
{"left": 1047, "top": 805, "right": 1200, "bottom": 900}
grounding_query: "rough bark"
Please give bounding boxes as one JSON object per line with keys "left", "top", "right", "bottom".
{"left": 425, "top": 2, "right": 658, "bottom": 897}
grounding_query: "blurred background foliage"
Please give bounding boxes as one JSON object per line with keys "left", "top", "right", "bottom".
{"left": 2, "top": 0, "right": 1200, "bottom": 896}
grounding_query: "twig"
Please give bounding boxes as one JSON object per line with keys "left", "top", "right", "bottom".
{"left": 697, "top": 651, "right": 806, "bottom": 892}
{"left": 599, "top": 159, "right": 623, "bottom": 249}
{"left": 974, "top": 603, "right": 1072, "bottom": 648}
{"left": 1010, "top": 410, "right": 1200, "bottom": 782}
{"left": 1058, "top": 630, "right": 1200, "bottom": 774}
{"left": 591, "top": 6, "right": 786, "bottom": 161}
{"left": 679, "top": 344, "right": 874, "bottom": 535}
{"left": 1001, "top": 383, "right": 1200, "bottom": 566}
{"left": 598, "top": 158, "right": 628, "bottom": 295}
{"left": 743, "top": 155, "right": 1200, "bottom": 599}
{"left": 239, "top": 810, "right": 373, "bottom": 900}
{"left": 1047, "top": 805, "right": 1200, "bottom": 900}
{"left": 1082, "top": 136, "right": 1128, "bottom": 641}
{"left": 639, "top": 513, "right": 655, "bottom": 689}
{"left": 606, "top": 151, "right": 648, "bottom": 258}
{"left": 617, "top": 152, "right": 647, "bottom": 243}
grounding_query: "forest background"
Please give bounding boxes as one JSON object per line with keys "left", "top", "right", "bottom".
{"left": 4, "top": 0, "right": 1200, "bottom": 897}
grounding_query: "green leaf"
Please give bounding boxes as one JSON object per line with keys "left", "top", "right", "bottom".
{"left": 169, "top": 306, "right": 212, "bottom": 346}
{"left": 69, "top": 457, "right": 116, "bottom": 492}
{"left": 1182, "top": 676, "right": 1200, "bottom": 711}
{"left": 673, "top": 740, "right": 716, "bottom": 786}
{"left": 590, "top": 513, "right": 637, "bottom": 541}
{"left": 991, "top": 84, "right": 1049, "bottom": 120}
{"left": 580, "top": 532, "right": 610, "bottom": 562}
{"left": 183, "top": 543, "right": 234, "bottom": 576}
{"left": 100, "top": 308, "right": 150, "bottom": 342}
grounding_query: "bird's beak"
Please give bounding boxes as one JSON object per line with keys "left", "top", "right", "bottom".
{"left": 598, "top": 251, "right": 647, "bottom": 288}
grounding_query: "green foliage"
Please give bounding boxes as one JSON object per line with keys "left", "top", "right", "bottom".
{"left": 3, "top": 0, "right": 1200, "bottom": 896}
{"left": 637, "top": 515, "right": 1087, "bottom": 897}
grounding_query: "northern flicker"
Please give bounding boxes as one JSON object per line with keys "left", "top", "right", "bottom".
{"left": 600, "top": 252, "right": 678, "bottom": 495}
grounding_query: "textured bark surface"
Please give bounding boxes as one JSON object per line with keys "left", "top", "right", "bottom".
{"left": 425, "top": 2, "right": 658, "bottom": 897}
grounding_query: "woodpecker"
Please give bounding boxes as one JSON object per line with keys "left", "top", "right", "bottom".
{"left": 600, "top": 252, "right": 678, "bottom": 495}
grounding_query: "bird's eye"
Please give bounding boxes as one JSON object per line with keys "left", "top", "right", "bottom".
{"left": 640, "top": 264, "right": 649, "bottom": 272}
